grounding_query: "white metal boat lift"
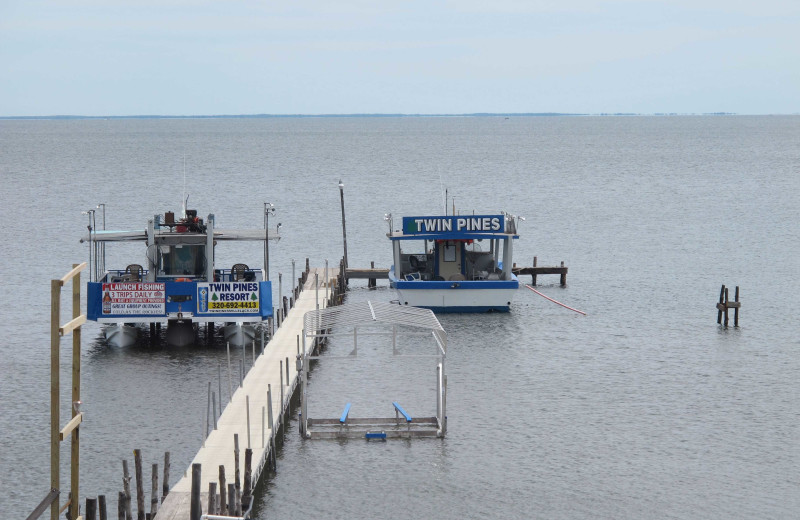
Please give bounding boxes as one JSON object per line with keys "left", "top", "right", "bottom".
{"left": 300, "top": 301, "right": 447, "bottom": 439}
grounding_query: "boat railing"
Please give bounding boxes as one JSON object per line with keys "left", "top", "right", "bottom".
{"left": 101, "top": 269, "right": 150, "bottom": 283}
{"left": 214, "top": 268, "right": 263, "bottom": 283}
{"left": 99, "top": 267, "right": 263, "bottom": 283}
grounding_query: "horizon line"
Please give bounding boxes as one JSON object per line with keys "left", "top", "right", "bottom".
{"left": 0, "top": 111, "right": 754, "bottom": 120}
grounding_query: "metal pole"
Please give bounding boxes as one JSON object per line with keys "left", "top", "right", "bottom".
{"left": 246, "top": 395, "right": 251, "bottom": 449}
{"left": 338, "top": 180, "right": 349, "bottom": 283}
{"left": 292, "top": 259, "right": 296, "bottom": 293}
{"left": 278, "top": 273, "right": 282, "bottom": 314}
{"left": 227, "top": 343, "right": 233, "bottom": 402}
{"left": 315, "top": 272, "right": 319, "bottom": 311}
{"left": 50, "top": 279, "right": 60, "bottom": 520}
{"left": 264, "top": 203, "right": 275, "bottom": 282}
{"left": 325, "top": 259, "right": 329, "bottom": 300}
{"left": 97, "top": 203, "right": 106, "bottom": 276}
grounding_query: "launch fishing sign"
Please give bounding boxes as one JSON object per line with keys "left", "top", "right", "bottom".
{"left": 101, "top": 282, "right": 165, "bottom": 315}
{"left": 197, "top": 282, "right": 260, "bottom": 313}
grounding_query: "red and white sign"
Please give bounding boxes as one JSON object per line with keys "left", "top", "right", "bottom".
{"left": 102, "top": 282, "right": 165, "bottom": 315}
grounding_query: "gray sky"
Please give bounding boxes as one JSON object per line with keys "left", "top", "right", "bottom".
{"left": 1, "top": 0, "right": 798, "bottom": 116}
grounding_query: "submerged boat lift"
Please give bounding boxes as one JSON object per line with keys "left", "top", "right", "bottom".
{"left": 300, "top": 301, "right": 447, "bottom": 439}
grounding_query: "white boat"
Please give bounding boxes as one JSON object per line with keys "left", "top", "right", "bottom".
{"left": 387, "top": 213, "right": 521, "bottom": 312}
{"left": 82, "top": 208, "right": 280, "bottom": 347}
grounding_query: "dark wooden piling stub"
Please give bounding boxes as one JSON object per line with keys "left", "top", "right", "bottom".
{"left": 133, "top": 449, "right": 144, "bottom": 520}
{"left": 208, "top": 482, "right": 217, "bottom": 516}
{"left": 227, "top": 483, "right": 236, "bottom": 516}
{"left": 98, "top": 495, "right": 107, "bottom": 520}
{"left": 86, "top": 497, "right": 98, "bottom": 520}
{"left": 122, "top": 459, "right": 133, "bottom": 520}
{"left": 161, "top": 451, "right": 170, "bottom": 503}
{"left": 117, "top": 492, "right": 125, "bottom": 520}
{"left": 150, "top": 463, "right": 158, "bottom": 518}
{"left": 243, "top": 447, "right": 253, "bottom": 497}
{"left": 218, "top": 465, "right": 227, "bottom": 514}
{"left": 190, "top": 463, "right": 201, "bottom": 520}
{"left": 368, "top": 261, "right": 377, "bottom": 288}
{"left": 233, "top": 434, "right": 241, "bottom": 497}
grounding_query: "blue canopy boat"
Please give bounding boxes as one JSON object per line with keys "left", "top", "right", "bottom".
{"left": 387, "top": 213, "right": 521, "bottom": 312}
{"left": 82, "top": 208, "right": 279, "bottom": 347}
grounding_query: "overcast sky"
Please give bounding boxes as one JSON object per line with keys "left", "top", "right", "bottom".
{"left": 1, "top": 0, "right": 798, "bottom": 116}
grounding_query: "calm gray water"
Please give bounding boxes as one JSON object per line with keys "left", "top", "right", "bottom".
{"left": 1, "top": 116, "right": 798, "bottom": 519}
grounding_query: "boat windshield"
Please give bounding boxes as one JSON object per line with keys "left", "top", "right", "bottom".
{"left": 159, "top": 244, "right": 206, "bottom": 277}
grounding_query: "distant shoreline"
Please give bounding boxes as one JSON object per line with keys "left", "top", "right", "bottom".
{"left": 0, "top": 112, "right": 745, "bottom": 120}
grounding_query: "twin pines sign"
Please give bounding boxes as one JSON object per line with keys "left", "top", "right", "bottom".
{"left": 402, "top": 215, "right": 505, "bottom": 236}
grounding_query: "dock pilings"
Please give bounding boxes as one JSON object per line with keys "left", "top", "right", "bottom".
{"left": 716, "top": 284, "right": 741, "bottom": 327}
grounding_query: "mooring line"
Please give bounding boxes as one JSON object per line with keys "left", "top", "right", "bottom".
{"left": 525, "top": 284, "right": 587, "bottom": 315}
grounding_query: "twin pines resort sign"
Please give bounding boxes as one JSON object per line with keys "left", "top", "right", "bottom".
{"left": 403, "top": 215, "right": 505, "bottom": 236}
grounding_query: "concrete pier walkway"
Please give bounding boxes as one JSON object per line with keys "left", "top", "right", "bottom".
{"left": 156, "top": 268, "right": 336, "bottom": 520}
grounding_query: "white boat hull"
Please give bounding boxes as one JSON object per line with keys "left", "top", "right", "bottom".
{"left": 223, "top": 322, "right": 256, "bottom": 347}
{"left": 395, "top": 285, "right": 517, "bottom": 312}
{"left": 104, "top": 323, "right": 138, "bottom": 347}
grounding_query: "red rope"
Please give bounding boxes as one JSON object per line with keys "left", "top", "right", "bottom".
{"left": 525, "top": 284, "right": 586, "bottom": 315}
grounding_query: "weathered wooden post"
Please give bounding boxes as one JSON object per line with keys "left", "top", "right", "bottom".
{"left": 190, "top": 464, "right": 201, "bottom": 520}
{"left": 734, "top": 286, "right": 740, "bottom": 326}
{"left": 233, "top": 434, "right": 241, "bottom": 503}
{"left": 86, "top": 497, "right": 97, "bottom": 520}
{"left": 369, "top": 260, "right": 377, "bottom": 288}
{"left": 133, "top": 449, "right": 144, "bottom": 520}
{"left": 717, "top": 284, "right": 726, "bottom": 324}
{"left": 244, "top": 448, "right": 253, "bottom": 497}
{"left": 117, "top": 492, "right": 125, "bottom": 520}
{"left": 208, "top": 482, "right": 217, "bottom": 516}
{"left": 560, "top": 261, "right": 567, "bottom": 286}
{"left": 226, "top": 484, "right": 236, "bottom": 516}
{"left": 150, "top": 464, "right": 158, "bottom": 517}
{"left": 532, "top": 256, "right": 538, "bottom": 286}
{"left": 162, "top": 452, "right": 170, "bottom": 503}
{"left": 122, "top": 459, "right": 133, "bottom": 520}
{"left": 218, "top": 465, "right": 227, "bottom": 514}
{"left": 98, "top": 495, "right": 107, "bottom": 520}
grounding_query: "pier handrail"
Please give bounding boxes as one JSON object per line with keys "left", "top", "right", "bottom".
{"left": 392, "top": 402, "right": 412, "bottom": 423}
{"left": 340, "top": 403, "right": 352, "bottom": 424}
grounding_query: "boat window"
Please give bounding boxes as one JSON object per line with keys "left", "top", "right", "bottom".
{"left": 160, "top": 245, "right": 206, "bottom": 277}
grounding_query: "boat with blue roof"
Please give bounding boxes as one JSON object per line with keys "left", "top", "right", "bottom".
{"left": 82, "top": 207, "right": 279, "bottom": 347}
{"left": 387, "top": 212, "right": 521, "bottom": 312}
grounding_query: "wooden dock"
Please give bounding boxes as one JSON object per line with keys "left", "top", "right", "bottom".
{"left": 512, "top": 257, "right": 568, "bottom": 286}
{"left": 156, "top": 267, "right": 339, "bottom": 520}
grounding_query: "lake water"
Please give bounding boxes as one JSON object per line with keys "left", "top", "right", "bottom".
{"left": 1, "top": 116, "right": 798, "bottom": 519}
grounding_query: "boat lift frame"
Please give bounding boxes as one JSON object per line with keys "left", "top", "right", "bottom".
{"left": 299, "top": 301, "right": 447, "bottom": 439}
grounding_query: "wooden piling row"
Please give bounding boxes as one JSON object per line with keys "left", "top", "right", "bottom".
{"left": 116, "top": 452, "right": 169, "bottom": 520}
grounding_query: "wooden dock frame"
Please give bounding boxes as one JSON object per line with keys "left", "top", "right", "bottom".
{"left": 50, "top": 263, "right": 88, "bottom": 520}
{"left": 512, "top": 256, "right": 568, "bottom": 286}
{"left": 716, "top": 284, "right": 741, "bottom": 327}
